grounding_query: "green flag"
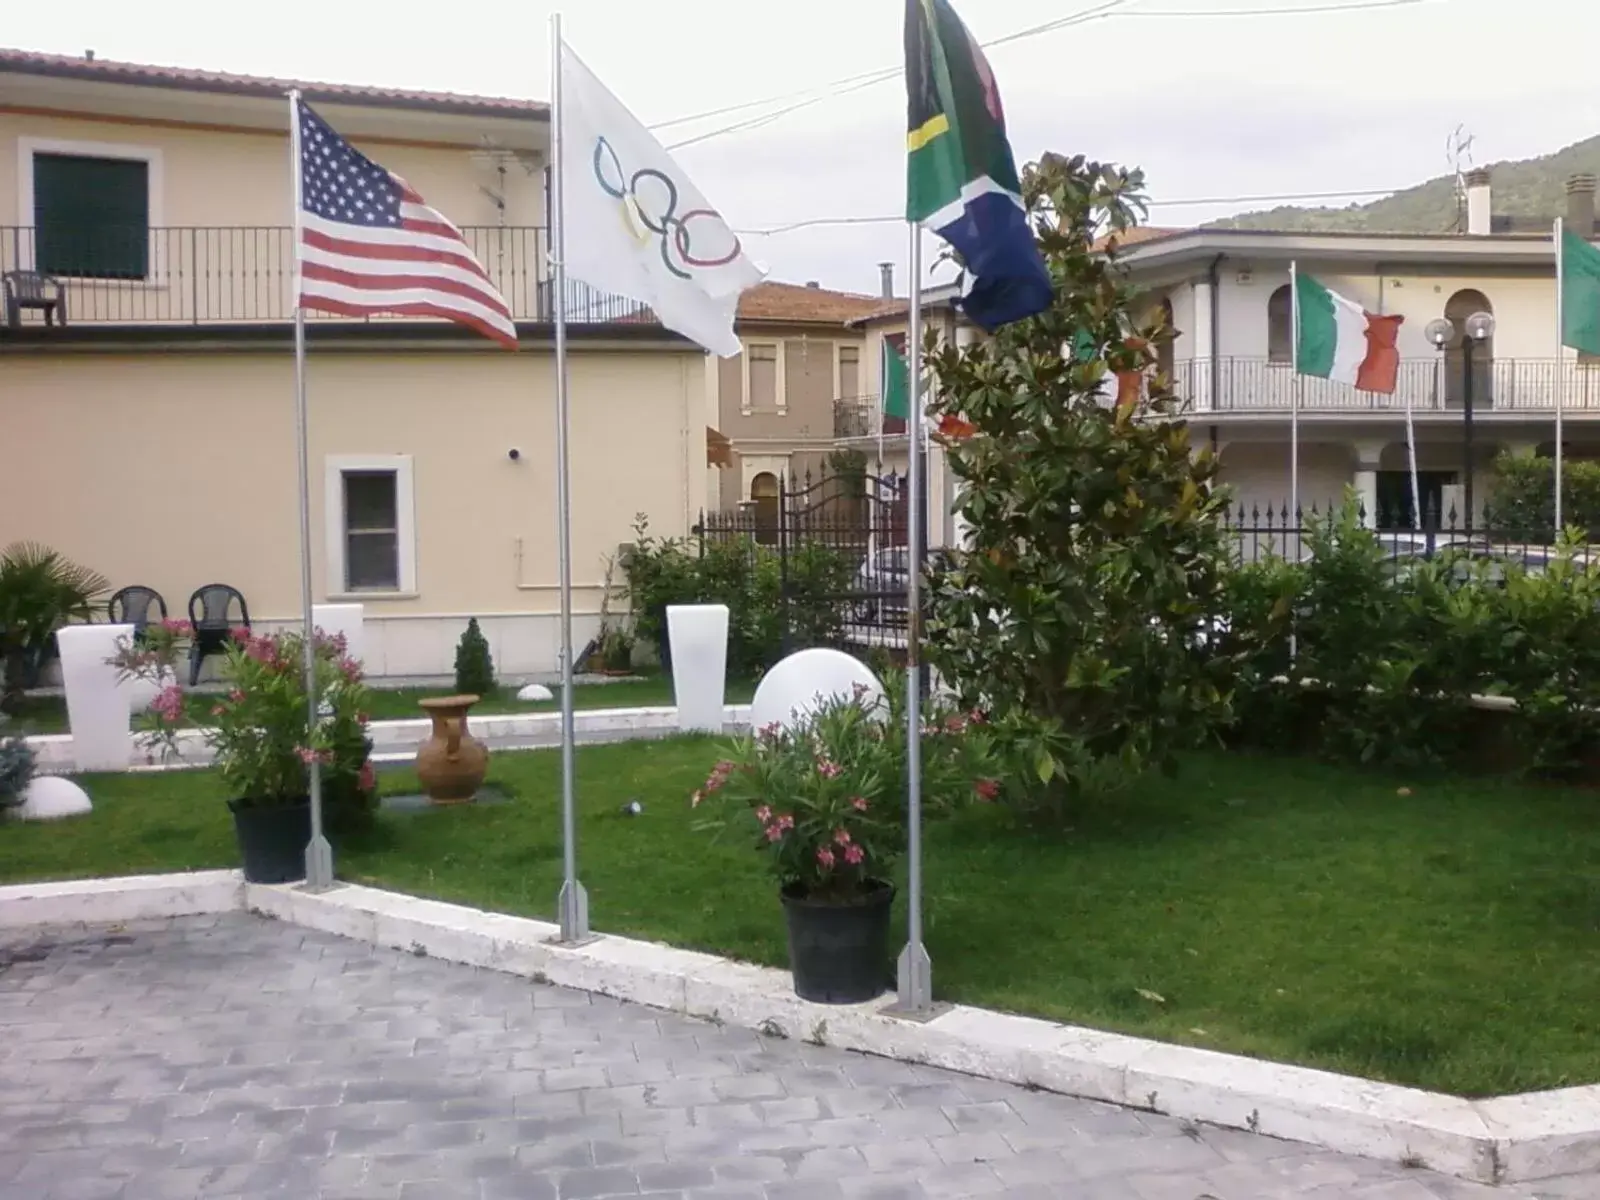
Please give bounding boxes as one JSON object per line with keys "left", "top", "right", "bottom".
{"left": 882, "top": 338, "right": 910, "bottom": 420}
{"left": 1561, "top": 227, "right": 1600, "bottom": 356}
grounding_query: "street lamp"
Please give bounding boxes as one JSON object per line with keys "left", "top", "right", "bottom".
{"left": 1426, "top": 311, "right": 1495, "bottom": 534}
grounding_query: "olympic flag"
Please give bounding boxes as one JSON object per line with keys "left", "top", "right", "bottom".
{"left": 556, "top": 41, "right": 765, "bottom": 357}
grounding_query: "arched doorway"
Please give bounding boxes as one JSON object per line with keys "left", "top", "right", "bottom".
{"left": 750, "top": 471, "right": 780, "bottom": 544}
{"left": 1443, "top": 288, "right": 1494, "bottom": 409}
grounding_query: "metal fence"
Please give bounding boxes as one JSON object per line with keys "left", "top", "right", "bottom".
{"left": 0, "top": 225, "right": 646, "bottom": 326}
{"left": 693, "top": 467, "right": 913, "bottom": 653}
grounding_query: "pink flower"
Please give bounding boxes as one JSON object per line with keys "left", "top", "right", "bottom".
{"left": 852, "top": 682, "right": 870, "bottom": 699}
{"left": 816, "top": 847, "right": 835, "bottom": 869}
{"left": 150, "top": 685, "right": 184, "bottom": 721}
{"left": 833, "top": 828, "right": 851, "bottom": 846}
{"left": 356, "top": 711, "right": 371, "bottom": 726}
{"left": 211, "top": 705, "right": 225, "bottom": 717}
{"left": 776, "top": 813, "right": 795, "bottom": 831}
{"left": 755, "top": 805, "right": 772, "bottom": 824}
{"left": 228, "top": 688, "right": 245, "bottom": 703}
{"left": 850, "top": 796, "right": 869, "bottom": 812}
{"left": 816, "top": 757, "right": 842, "bottom": 780}
{"left": 843, "top": 844, "right": 865, "bottom": 866}
{"left": 703, "top": 760, "right": 736, "bottom": 794}
{"left": 943, "top": 714, "right": 968, "bottom": 734}
{"left": 758, "top": 722, "right": 782, "bottom": 743}
{"left": 296, "top": 746, "right": 332, "bottom": 766}
{"left": 358, "top": 761, "right": 377, "bottom": 793}
{"left": 245, "top": 637, "right": 275, "bottom": 664}
{"left": 968, "top": 708, "right": 988, "bottom": 725}
{"left": 764, "top": 824, "right": 785, "bottom": 843}
{"left": 974, "top": 779, "right": 1001, "bottom": 802}
{"left": 340, "top": 657, "right": 363, "bottom": 684}
{"left": 229, "top": 625, "right": 252, "bottom": 642}
{"left": 160, "top": 618, "right": 194, "bottom": 636}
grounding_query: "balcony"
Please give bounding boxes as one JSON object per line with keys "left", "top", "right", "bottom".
{"left": 832, "top": 394, "right": 909, "bottom": 441}
{"left": 0, "top": 226, "right": 646, "bottom": 329}
{"left": 1174, "top": 357, "right": 1600, "bottom": 414}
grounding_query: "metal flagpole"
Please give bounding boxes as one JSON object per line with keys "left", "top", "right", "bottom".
{"left": 288, "top": 90, "right": 333, "bottom": 891}
{"left": 1555, "top": 216, "right": 1566, "bottom": 538}
{"left": 1404, "top": 388, "right": 1422, "bottom": 532}
{"left": 894, "top": 225, "right": 932, "bottom": 1014}
{"left": 550, "top": 13, "right": 589, "bottom": 944}
{"left": 1288, "top": 261, "right": 1301, "bottom": 524}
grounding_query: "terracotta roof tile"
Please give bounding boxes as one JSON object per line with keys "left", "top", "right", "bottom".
{"left": 736, "top": 281, "right": 887, "bottom": 326}
{"left": 1092, "top": 225, "right": 1184, "bottom": 253}
{"left": 0, "top": 47, "right": 546, "bottom": 118}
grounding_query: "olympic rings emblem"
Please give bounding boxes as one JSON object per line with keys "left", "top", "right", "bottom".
{"left": 592, "top": 137, "right": 744, "bottom": 281}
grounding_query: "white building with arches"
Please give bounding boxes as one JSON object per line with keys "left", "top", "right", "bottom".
{"left": 1117, "top": 169, "right": 1598, "bottom": 529}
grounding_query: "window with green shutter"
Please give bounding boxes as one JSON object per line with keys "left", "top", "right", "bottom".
{"left": 33, "top": 153, "right": 150, "bottom": 280}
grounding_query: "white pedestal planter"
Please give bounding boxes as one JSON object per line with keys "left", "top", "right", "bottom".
{"left": 16, "top": 775, "right": 92, "bottom": 821}
{"left": 57, "top": 623, "right": 135, "bottom": 772}
{"left": 666, "top": 604, "right": 729, "bottom": 734}
{"left": 750, "top": 648, "right": 885, "bottom": 734}
{"left": 312, "top": 603, "right": 364, "bottom": 665}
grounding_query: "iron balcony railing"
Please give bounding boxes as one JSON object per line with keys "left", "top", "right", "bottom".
{"left": 832, "top": 394, "right": 910, "bottom": 440}
{"left": 1172, "top": 356, "right": 1600, "bottom": 413}
{"left": 0, "top": 225, "right": 648, "bottom": 328}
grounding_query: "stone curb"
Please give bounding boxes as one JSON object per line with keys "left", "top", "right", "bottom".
{"left": 0, "top": 870, "right": 1595, "bottom": 1186}
{"left": 24, "top": 704, "right": 755, "bottom": 773}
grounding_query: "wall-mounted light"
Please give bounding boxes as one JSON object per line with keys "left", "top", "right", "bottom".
{"left": 508, "top": 448, "right": 522, "bottom": 461}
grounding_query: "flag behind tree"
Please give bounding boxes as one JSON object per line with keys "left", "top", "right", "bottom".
{"left": 557, "top": 42, "right": 765, "bottom": 357}
{"left": 904, "top": 0, "right": 1051, "bottom": 332}
{"left": 1560, "top": 226, "right": 1600, "bottom": 356}
{"left": 882, "top": 337, "right": 910, "bottom": 421}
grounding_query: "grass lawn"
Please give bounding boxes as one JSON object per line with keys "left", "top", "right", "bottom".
{"left": 1, "top": 742, "right": 1595, "bottom": 1097}
{"left": 2, "top": 674, "right": 756, "bottom": 736}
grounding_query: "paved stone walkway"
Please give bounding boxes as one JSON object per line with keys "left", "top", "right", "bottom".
{"left": 0, "top": 915, "right": 1592, "bottom": 1200}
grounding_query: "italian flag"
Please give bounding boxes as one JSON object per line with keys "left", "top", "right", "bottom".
{"left": 1294, "top": 271, "right": 1404, "bottom": 394}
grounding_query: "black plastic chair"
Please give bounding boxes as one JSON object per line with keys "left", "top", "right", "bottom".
{"left": 187, "top": 584, "right": 250, "bottom": 685}
{"left": 108, "top": 586, "right": 168, "bottom": 642}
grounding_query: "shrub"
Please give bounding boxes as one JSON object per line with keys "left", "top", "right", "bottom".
{"left": 0, "top": 542, "right": 109, "bottom": 712}
{"left": 624, "top": 515, "right": 854, "bottom": 678}
{"left": 1486, "top": 451, "right": 1600, "bottom": 542}
{"left": 454, "top": 618, "right": 496, "bottom": 696}
{"left": 0, "top": 736, "right": 35, "bottom": 810}
{"left": 924, "top": 152, "right": 1236, "bottom": 815}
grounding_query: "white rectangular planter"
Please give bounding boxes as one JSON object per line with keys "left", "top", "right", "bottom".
{"left": 311, "top": 603, "right": 364, "bottom": 666}
{"left": 57, "top": 623, "right": 135, "bottom": 772}
{"left": 666, "top": 604, "right": 729, "bottom": 734}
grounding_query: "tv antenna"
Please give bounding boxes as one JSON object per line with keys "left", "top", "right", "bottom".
{"left": 1446, "top": 124, "right": 1476, "bottom": 231}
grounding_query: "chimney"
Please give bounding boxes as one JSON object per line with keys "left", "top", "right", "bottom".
{"left": 84, "top": 49, "right": 95, "bottom": 61}
{"left": 805, "top": 280, "right": 820, "bottom": 289}
{"left": 1567, "top": 173, "right": 1596, "bottom": 240}
{"left": 1465, "top": 168, "right": 1492, "bottom": 236}
{"left": 878, "top": 261, "right": 894, "bottom": 299}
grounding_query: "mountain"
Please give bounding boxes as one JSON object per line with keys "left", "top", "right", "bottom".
{"left": 1208, "top": 135, "right": 1600, "bottom": 234}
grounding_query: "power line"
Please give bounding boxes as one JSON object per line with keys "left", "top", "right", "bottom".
{"left": 733, "top": 186, "right": 1408, "bottom": 236}
{"left": 651, "top": 0, "right": 1436, "bottom": 149}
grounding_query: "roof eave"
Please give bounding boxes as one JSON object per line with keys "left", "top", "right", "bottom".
{"left": 1114, "top": 229, "right": 1565, "bottom": 272}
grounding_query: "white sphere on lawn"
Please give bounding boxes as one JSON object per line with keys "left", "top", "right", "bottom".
{"left": 16, "top": 776, "right": 92, "bottom": 821}
{"left": 516, "top": 683, "right": 555, "bottom": 702}
{"left": 750, "top": 649, "right": 886, "bottom": 734}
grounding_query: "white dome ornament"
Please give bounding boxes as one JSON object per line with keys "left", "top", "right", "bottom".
{"left": 516, "top": 683, "right": 555, "bottom": 702}
{"left": 16, "top": 776, "right": 93, "bottom": 821}
{"left": 749, "top": 649, "right": 886, "bottom": 735}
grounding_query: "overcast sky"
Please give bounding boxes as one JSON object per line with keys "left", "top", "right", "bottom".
{"left": 10, "top": 0, "right": 1600, "bottom": 296}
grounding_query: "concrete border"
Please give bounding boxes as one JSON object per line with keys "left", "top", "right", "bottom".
{"left": 0, "top": 870, "right": 1594, "bottom": 1187}
{"left": 24, "top": 704, "right": 754, "bottom": 773}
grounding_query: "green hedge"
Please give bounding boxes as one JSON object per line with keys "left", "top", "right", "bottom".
{"left": 1219, "top": 500, "right": 1600, "bottom": 776}
{"left": 1486, "top": 452, "right": 1600, "bottom": 541}
{"left": 622, "top": 517, "right": 856, "bottom": 678}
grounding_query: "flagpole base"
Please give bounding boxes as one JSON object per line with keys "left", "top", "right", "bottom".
{"left": 302, "top": 834, "right": 336, "bottom": 893}
{"left": 555, "top": 879, "right": 594, "bottom": 946}
{"left": 889, "top": 940, "right": 935, "bottom": 1016}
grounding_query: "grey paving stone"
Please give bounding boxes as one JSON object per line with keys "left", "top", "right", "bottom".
{"left": 0, "top": 914, "right": 1591, "bottom": 1200}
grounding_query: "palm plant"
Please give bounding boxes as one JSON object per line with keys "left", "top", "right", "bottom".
{"left": 0, "top": 542, "right": 110, "bottom": 712}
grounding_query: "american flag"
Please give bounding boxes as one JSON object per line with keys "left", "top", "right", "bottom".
{"left": 294, "top": 99, "right": 516, "bottom": 347}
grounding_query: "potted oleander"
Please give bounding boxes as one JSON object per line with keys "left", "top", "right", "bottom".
{"left": 152, "top": 629, "right": 376, "bottom": 883}
{"left": 693, "top": 685, "right": 1000, "bottom": 1004}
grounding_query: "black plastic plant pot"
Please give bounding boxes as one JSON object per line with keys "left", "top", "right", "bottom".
{"left": 228, "top": 798, "right": 312, "bottom": 884}
{"left": 780, "top": 879, "right": 895, "bottom": 1005}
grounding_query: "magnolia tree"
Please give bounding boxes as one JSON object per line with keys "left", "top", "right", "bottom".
{"left": 923, "top": 153, "right": 1237, "bottom": 815}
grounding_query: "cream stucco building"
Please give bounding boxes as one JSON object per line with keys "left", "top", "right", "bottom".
{"left": 0, "top": 48, "right": 706, "bottom": 677}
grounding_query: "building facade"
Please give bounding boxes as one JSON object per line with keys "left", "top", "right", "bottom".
{"left": 0, "top": 49, "right": 704, "bottom": 678}
{"left": 1118, "top": 170, "right": 1600, "bottom": 528}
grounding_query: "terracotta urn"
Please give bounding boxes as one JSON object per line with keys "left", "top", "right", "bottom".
{"left": 415, "top": 694, "right": 488, "bottom": 804}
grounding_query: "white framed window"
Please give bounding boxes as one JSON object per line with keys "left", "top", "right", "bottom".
{"left": 743, "top": 341, "right": 784, "bottom": 413}
{"left": 324, "top": 455, "right": 416, "bottom": 596}
{"left": 17, "top": 138, "right": 164, "bottom": 281}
